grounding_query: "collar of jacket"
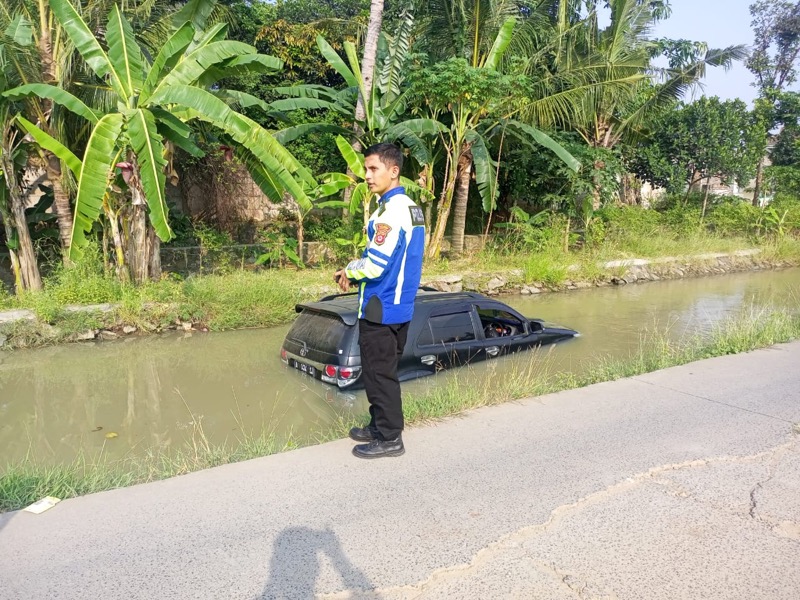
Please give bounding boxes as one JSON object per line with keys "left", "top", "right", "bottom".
{"left": 378, "top": 186, "right": 406, "bottom": 205}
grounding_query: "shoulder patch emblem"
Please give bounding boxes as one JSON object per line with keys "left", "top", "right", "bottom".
{"left": 374, "top": 223, "right": 392, "bottom": 245}
{"left": 409, "top": 205, "right": 425, "bottom": 226}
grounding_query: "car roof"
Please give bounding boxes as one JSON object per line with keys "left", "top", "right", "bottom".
{"left": 295, "top": 290, "right": 497, "bottom": 326}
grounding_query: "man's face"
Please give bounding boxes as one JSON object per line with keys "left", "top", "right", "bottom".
{"left": 364, "top": 154, "right": 399, "bottom": 197}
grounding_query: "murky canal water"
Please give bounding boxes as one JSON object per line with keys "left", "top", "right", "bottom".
{"left": 1, "top": 268, "right": 798, "bottom": 468}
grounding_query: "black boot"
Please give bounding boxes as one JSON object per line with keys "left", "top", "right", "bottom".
{"left": 349, "top": 425, "right": 379, "bottom": 442}
{"left": 352, "top": 435, "right": 404, "bottom": 459}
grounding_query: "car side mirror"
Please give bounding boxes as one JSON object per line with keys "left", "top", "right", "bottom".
{"left": 529, "top": 321, "right": 544, "bottom": 333}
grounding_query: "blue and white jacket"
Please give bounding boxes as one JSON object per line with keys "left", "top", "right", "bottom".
{"left": 344, "top": 187, "right": 425, "bottom": 325}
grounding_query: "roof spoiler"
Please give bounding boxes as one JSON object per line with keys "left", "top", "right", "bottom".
{"left": 318, "top": 286, "right": 438, "bottom": 303}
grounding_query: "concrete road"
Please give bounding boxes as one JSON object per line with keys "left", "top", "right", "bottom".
{"left": 1, "top": 343, "right": 799, "bottom": 600}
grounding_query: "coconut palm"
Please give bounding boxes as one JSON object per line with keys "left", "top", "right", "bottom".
{"left": 5, "top": 0, "right": 315, "bottom": 283}
{"left": 526, "top": 0, "right": 746, "bottom": 150}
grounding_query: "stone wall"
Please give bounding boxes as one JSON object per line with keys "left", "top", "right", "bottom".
{"left": 422, "top": 250, "right": 797, "bottom": 296}
{"left": 179, "top": 160, "right": 291, "bottom": 231}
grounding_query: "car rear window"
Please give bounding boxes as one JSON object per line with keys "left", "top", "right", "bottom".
{"left": 287, "top": 310, "right": 350, "bottom": 354}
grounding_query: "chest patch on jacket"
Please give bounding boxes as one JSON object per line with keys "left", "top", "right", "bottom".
{"left": 374, "top": 223, "right": 392, "bottom": 245}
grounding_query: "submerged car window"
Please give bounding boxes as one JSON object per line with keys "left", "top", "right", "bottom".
{"left": 477, "top": 308, "right": 525, "bottom": 335}
{"left": 418, "top": 312, "right": 476, "bottom": 346}
{"left": 287, "top": 311, "right": 349, "bottom": 353}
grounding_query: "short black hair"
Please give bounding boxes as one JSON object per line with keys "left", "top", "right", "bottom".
{"left": 364, "top": 142, "right": 403, "bottom": 172}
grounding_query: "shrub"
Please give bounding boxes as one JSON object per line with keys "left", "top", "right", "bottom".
{"left": 43, "top": 244, "right": 122, "bottom": 306}
{"left": 705, "top": 199, "right": 761, "bottom": 236}
{"left": 596, "top": 205, "right": 663, "bottom": 238}
{"left": 769, "top": 194, "right": 800, "bottom": 234}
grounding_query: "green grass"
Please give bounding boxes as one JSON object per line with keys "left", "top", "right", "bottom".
{"left": 2, "top": 304, "right": 799, "bottom": 513}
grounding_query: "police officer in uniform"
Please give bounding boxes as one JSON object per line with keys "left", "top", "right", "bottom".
{"left": 334, "top": 143, "right": 425, "bottom": 459}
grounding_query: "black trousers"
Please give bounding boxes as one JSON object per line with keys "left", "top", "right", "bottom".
{"left": 359, "top": 319, "right": 410, "bottom": 441}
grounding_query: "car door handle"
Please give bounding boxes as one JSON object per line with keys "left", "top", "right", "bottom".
{"left": 486, "top": 346, "right": 499, "bottom": 357}
{"left": 421, "top": 355, "right": 436, "bottom": 365}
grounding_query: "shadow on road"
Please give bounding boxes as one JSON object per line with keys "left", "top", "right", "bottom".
{"left": 0, "top": 511, "right": 14, "bottom": 539}
{"left": 258, "top": 526, "right": 380, "bottom": 599}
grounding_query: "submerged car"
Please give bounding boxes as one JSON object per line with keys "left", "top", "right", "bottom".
{"left": 280, "top": 290, "right": 578, "bottom": 388}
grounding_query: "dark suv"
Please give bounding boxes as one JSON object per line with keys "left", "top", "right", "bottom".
{"left": 280, "top": 290, "right": 578, "bottom": 388}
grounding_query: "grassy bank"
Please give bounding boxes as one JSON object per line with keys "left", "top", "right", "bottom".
{"left": 2, "top": 304, "right": 799, "bottom": 513}
{"left": 1, "top": 232, "right": 799, "bottom": 349}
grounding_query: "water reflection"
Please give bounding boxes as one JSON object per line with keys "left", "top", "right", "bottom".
{"left": 1, "top": 268, "right": 798, "bottom": 468}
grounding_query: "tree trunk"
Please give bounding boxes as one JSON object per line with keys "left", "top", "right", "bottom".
{"left": 752, "top": 160, "right": 764, "bottom": 207}
{"left": 2, "top": 153, "right": 42, "bottom": 291}
{"left": 343, "top": 0, "right": 384, "bottom": 222}
{"left": 450, "top": 148, "right": 473, "bottom": 258}
{"left": 684, "top": 170, "right": 702, "bottom": 205}
{"left": 295, "top": 206, "right": 305, "bottom": 266}
{"left": 354, "top": 0, "right": 384, "bottom": 128}
{"left": 1, "top": 216, "right": 23, "bottom": 291}
{"left": 103, "top": 204, "right": 129, "bottom": 283}
{"left": 427, "top": 153, "right": 458, "bottom": 259}
{"left": 126, "top": 202, "right": 150, "bottom": 284}
{"left": 701, "top": 176, "right": 711, "bottom": 219}
{"left": 45, "top": 154, "right": 73, "bottom": 261}
{"left": 620, "top": 172, "right": 642, "bottom": 205}
{"left": 148, "top": 226, "right": 161, "bottom": 281}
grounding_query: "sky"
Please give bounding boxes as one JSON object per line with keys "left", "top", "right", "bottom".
{"left": 593, "top": 0, "right": 776, "bottom": 105}
{"left": 650, "top": 0, "right": 759, "bottom": 105}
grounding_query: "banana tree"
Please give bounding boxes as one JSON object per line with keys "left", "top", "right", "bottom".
{"left": 5, "top": 0, "right": 315, "bottom": 283}
{"left": 0, "top": 0, "right": 209, "bottom": 262}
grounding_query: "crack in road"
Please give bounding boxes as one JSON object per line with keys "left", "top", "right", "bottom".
{"left": 352, "top": 435, "right": 798, "bottom": 599}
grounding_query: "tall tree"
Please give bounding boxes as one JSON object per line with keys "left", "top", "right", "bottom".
{"left": 746, "top": 0, "right": 800, "bottom": 205}
{"left": 628, "top": 97, "right": 765, "bottom": 215}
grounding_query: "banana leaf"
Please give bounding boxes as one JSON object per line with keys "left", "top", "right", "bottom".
{"left": 149, "top": 84, "right": 314, "bottom": 211}
{"left": 127, "top": 108, "right": 172, "bottom": 242}
{"left": 3, "top": 84, "right": 98, "bottom": 124}
{"left": 335, "top": 135, "right": 365, "bottom": 179}
{"left": 465, "top": 130, "right": 498, "bottom": 213}
{"left": 172, "top": 0, "right": 218, "bottom": 31}
{"left": 316, "top": 35, "right": 358, "bottom": 88}
{"left": 106, "top": 5, "right": 144, "bottom": 98}
{"left": 16, "top": 116, "right": 81, "bottom": 178}
{"left": 484, "top": 18, "right": 516, "bottom": 71}
{"left": 140, "top": 22, "right": 195, "bottom": 103}
{"left": 70, "top": 113, "right": 124, "bottom": 258}
{"left": 50, "top": 0, "right": 126, "bottom": 99}
{"left": 5, "top": 15, "right": 33, "bottom": 46}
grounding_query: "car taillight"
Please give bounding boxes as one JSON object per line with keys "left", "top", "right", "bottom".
{"left": 324, "top": 365, "right": 337, "bottom": 377}
{"left": 336, "top": 366, "right": 362, "bottom": 388}
{"left": 280, "top": 348, "right": 287, "bottom": 363}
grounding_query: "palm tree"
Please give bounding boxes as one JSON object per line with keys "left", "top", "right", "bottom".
{"left": 354, "top": 0, "right": 385, "bottom": 142}
{"left": 6, "top": 0, "right": 315, "bottom": 283}
{"left": 523, "top": 0, "right": 746, "bottom": 207}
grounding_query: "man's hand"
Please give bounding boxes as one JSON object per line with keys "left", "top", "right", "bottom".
{"left": 334, "top": 269, "right": 353, "bottom": 292}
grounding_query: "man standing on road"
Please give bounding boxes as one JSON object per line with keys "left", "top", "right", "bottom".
{"left": 334, "top": 143, "right": 426, "bottom": 459}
